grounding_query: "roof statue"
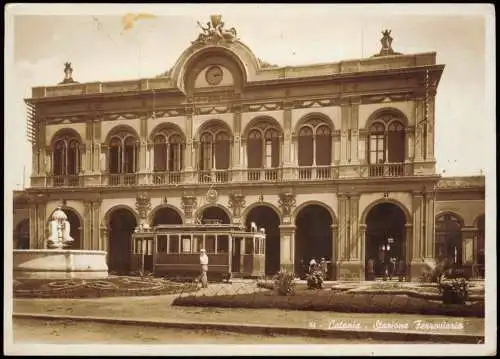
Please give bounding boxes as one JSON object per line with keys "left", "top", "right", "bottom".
{"left": 373, "top": 29, "right": 402, "bottom": 57}
{"left": 59, "top": 62, "right": 78, "bottom": 85}
{"left": 192, "top": 14, "right": 238, "bottom": 45}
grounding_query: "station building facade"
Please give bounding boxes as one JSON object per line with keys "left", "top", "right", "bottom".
{"left": 13, "top": 16, "right": 485, "bottom": 280}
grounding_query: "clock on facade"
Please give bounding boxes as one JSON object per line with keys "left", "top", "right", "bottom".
{"left": 205, "top": 65, "right": 223, "bottom": 86}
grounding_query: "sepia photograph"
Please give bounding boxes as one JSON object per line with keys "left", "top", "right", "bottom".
{"left": 4, "top": 3, "right": 496, "bottom": 356}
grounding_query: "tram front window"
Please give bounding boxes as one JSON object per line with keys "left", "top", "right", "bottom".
{"left": 217, "top": 235, "right": 229, "bottom": 253}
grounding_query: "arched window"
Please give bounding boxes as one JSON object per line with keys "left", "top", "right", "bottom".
{"left": 247, "top": 129, "right": 263, "bottom": 168}
{"left": 387, "top": 121, "right": 405, "bottom": 163}
{"left": 369, "top": 122, "right": 386, "bottom": 165}
{"left": 435, "top": 214, "right": 463, "bottom": 268}
{"left": 315, "top": 125, "right": 331, "bottom": 166}
{"left": 246, "top": 120, "right": 281, "bottom": 170}
{"left": 108, "top": 132, "right": 139, "bottom": 174}
{"left": 264, "top": 128, "right": 280, "bottom": 168}
{"left": 298, "top": 126, "right": 314, "bottom": 166}
{"left": 153, "top": 132, "right": 184, "bottom": 172}
{"left": 199, "top": 127, "right": 231, "bottom": 171}
{"left": 368, "top": 115, "right": 406, "bottom": 164}
{"left": 52, "top": 135, "right": 80, "bottom": 176}
{"left": 297, "top": 118, "right": 332, "bottom": 168}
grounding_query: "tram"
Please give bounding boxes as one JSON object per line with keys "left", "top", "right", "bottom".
{"left": 131, "top": 219, "right": 266, "bottom": 281}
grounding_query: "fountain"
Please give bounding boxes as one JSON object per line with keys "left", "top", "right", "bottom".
{"left": 13, "top": 207, "right": 108, "bottom": 279}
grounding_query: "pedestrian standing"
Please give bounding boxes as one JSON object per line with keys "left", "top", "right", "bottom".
{"left": 200, "top": 249, "right": 209, "bottom": 288}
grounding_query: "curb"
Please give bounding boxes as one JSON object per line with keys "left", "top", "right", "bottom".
{"left": 13, "top": 313, "right": 484, "bottom": 344}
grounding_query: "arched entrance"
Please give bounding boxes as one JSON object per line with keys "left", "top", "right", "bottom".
{"left": 152, "top": 207, "right": 183, "bottom": 226}
{"left": 14, "top": 219, "right": 30, "bottom": 249}
{"left": 365, "top": 203, "right": 406, "bottom": 279}
{"left": 108, "top": 208, "right": 137, "bottom": 274}
{"left": 295, "top": 205, "right": 333, "bottom": 279}
{"left": 201, "top": 206, "right": 230, "bottom": 224}
{"left": 435, "top": 213, "right": 463, "bottom": 268}
{"left": 64, "top": 209, "right": 82, "bottom": 250}
{"left": 245, "top": 206, "right": 281, "bottom": 276}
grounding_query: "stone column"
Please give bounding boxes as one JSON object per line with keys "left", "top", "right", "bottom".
{"left": 279, "top": 224, "right": 295, "bottom": 272}
{"left": 461, "top": 226, "right": 476, "bottom": 277}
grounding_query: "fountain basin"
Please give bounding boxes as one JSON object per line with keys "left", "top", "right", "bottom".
{"left": 13, "top": 249, "right": 108, "bottom": 279}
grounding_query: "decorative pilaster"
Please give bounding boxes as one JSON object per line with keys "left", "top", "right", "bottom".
{"left": 340, "top": 102, "right": 350, "bottom": 164}
{"left": 278, "top": 192, "right": 296, "bottom": 224}
{"left": 91, "top": 201, "right": 101, "bottom": 250}
{"left": 425, "top": 96, "right": 436, "bottom": 161}
{"left": 414, "top": 98, "right": 425, "bottom": 162}
{"left": 228, "top": 193, "right": 246, "bottom": 224}
{"left": 232, "top": 105, "right": 242, "bottom": 169}
{"left": 349, "top": 194, "right": 360, "bottom": 260}
{"left": 28, "top": 196, "right": 47, "bottom": 249}
{"left": 135, "top": 192, "right": 152, "bottom": 228}
{"left": 461, "top": 226, "right": 476, "bottom": 277}
{"left": 100, "top": 224, "right": 109, "bottom": 254}
{"left": 83, "top": 201, "right": 92, "bottom": 249}
{"left": 185, "top": 107, "right": 194, "bottom": 171}
{"left": 410, "top": 191, "right": 430, "bottom": 280}
{"left": 279, "top": 224, "right": 295, "bottom": 272}
{"left": 337, "top": 193, "right": 348, "bottom": 260}
{"left": 350, "top": 99, "right": 360, "bottom": 164}
{"left": 282, "top": 101, "right": 293, "bottom": 166}
{"left": 182, "top": 195, "right": 197, "bottom": 224}
{"left": 424, "top": 190, "right": 435, "bottom": 259}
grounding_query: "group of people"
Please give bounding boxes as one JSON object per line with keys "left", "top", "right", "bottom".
{"left": 299, "top": 257, "right": 329, "bottom": 279}
{"left": 366, "top": 256, "right": 406, "bottom": 280}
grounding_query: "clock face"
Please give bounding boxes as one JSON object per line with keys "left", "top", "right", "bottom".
{"left": 205, "top": 66, "right": 223, "bottom": 86}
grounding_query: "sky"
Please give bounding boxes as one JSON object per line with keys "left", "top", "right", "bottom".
{"left": 5, "top": 4, "right": 496, "bottom": 192}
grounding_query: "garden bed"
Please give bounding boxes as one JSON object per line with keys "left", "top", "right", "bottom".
{"left": 13, "top": 276, "right": 199, "bottom": 299}
{"left": 172, "top": 289, "right": 484, "bottom": 318}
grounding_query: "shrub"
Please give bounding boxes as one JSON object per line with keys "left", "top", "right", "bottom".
{"left": 306, "top": 270, "right": 324, "bottom": 289}
{"left": 419, "top": 271, "right": 437, "bottom": 283}
{"left": 172, "top": 291, "right": 484, "bottom": 317}
{"left": 256, "top": 281, "right": 275, "bottom": 290}
{"left": 272, "top": 269, "right": 296, "bottom": 296}
{"left": 439, "top": 277, "right": 469, "bottom": 305}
